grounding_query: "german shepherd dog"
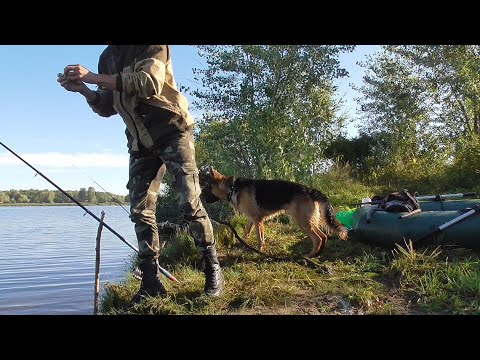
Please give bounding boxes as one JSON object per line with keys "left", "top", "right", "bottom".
{"left": 199, "top": 166, "right": 348, "bottom": 258}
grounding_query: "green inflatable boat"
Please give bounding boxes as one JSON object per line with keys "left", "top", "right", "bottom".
{"left": 338, "top": 194, "right": 480, "bottom": 250}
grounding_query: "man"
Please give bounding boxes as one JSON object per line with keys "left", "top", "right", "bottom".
{"left": 57, "top": 45, "right": 224, "bottom": 303}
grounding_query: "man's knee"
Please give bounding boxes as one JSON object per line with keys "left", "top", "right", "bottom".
{"left": 129, "top": 183, "right": 159, "bottom": 225}
{"left": 130, "top": 206, "right": 157, "bottom": 224}
{"left": 179, "top": 198, "right": 208, "bottom": 221}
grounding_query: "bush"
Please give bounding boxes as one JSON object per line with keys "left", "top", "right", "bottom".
{"left": 444, "top": 134, "right": 480, "bottom": 190}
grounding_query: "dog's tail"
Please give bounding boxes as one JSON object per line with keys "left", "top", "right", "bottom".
{"left": 323, "top": 202, "right": 349, "bottom": 240}
{"left": 310, "top": 190, "right": 349, "bottom": 241}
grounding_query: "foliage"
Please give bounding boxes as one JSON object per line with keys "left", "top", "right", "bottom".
{"left": 78, "top": 187, "right": 87, "bottom": 202}
{"left": 445, "top": 133, "right": 480, "bottom": 189}
{"left": 324, "top": 134, "right": 382, "bottom": 179}
{"left": 191, "top": 45, "right": 355, "bottom": 183}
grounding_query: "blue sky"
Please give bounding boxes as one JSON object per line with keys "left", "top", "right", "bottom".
{"left": 0, "top": 45, "right": 380, "bottom": 195}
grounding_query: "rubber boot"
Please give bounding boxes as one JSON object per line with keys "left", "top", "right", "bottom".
{"left": 201, "top": 246, "right": 224, "bottom": 297}
{"left": 130, "top": 257, "right": 167, "bottom": 305}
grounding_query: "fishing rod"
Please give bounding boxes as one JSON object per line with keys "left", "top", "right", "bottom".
{"left": 72, "top": 164, "right": 173, "bottom": 282}
{"left": 0, "top": 141, "right": 178, "bottom": 283}
{"left": 71, "top": 164, "right": 130, "bottom": 215}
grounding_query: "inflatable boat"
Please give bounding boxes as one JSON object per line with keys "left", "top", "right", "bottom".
{"left": 337, "top": 193, "right": 480, "bottom": 249}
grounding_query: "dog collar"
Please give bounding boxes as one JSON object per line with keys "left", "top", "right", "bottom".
{"left": 227, "top": 178, "right": 236, "bottom": 202}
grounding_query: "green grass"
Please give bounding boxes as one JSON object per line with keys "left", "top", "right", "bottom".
{"left": 99, "top": 214, "right": 480, "bottom": 315}
{"left": 389, "top": 242, "right": 480, "bottom": 314}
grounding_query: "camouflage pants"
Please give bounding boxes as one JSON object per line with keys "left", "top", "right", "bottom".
{"left": 127, "top": 127, "right": 214, "bottom": 261}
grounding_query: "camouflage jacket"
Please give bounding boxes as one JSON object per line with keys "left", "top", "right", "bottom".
{"left": 87, "top": 45, "right": 194, "bottom": 152}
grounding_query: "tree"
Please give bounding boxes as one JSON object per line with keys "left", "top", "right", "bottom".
{"left": 0, "top": 192, "right": 10, "bottom": 203}
{"left": 26, "top": 189, "right": 41, "bottom": 203}
{"left": 191, "top": 45, "right": 355, "bottom": 182}
{"left": 66, "top": 190, "right": 77, "bottom": 203}
{"left": 40, "top": 190, "right": 54, "bottom": 203}
{"left": 53, "top": 190, "right": 69, "bottom": 203}
{"left": 96, "top": 192, "right": 108, "bottom": 203}
{"left": 324, "top": 134, "right": 383, "bottom": 179}
{"left": 355, "top": 47, "right": 432, "bottom": 162}
{"left": 86, "top": 187, "right": 97, "bottom": 203}
{"left": 8, "top": 190, "right": 21, "bottom": 203}
{"left": 78, "top": 188, "right": 87, "bottom": 202}
{"left": 18, "top": 194, "right": 29, "bottom": 203}
{"left": 391, "top": 46, "right": 480, "bottom": 138}
{"left": 353, "top": 46, "right": 475, "bottom": 185}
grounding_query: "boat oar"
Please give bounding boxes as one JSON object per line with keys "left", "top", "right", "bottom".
{"left": 351, "top": 192, "right": 477, "bottom": 206}
{"left": 414, "top": 205, "right": 480, "bottom": 246}
{"left": 416, "top": 192, "right": 476, "bottom": 201}
{"left": 0, "top": 141, "right": 179, "bottom": 283}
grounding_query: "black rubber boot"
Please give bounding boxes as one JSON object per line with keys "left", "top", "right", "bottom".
{"left": 130, "top": 257, "right": 167, "bottom": 305}
{"left": 201, "top": 246, "right": 224, "bottom": 297}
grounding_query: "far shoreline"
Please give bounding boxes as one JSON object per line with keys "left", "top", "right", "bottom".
{"left": 0, "top": 202, "right": 129, "bottom": 207}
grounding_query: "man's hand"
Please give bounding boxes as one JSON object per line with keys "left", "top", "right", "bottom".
{"left": 57, "top": 70, "right": 99, "bottom": 103}
{"left": 64, "top": 64, "right": 97, "bottom": 84}
{"left": 57, "top": 73, "right": 87, "bottom": 93}
{"left": 59, "top": 63, "right": 118, "bottom": 93}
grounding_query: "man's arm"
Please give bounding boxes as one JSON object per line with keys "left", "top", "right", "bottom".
{"left": 78, "top": 85, "right": 99, "bottom": 103}
{"left": 120, "top": 45, "right": 168, "bottom": 99}
{"left": 64, "top": 45, "right": 168, "bottom": 103}
{"left": 58, "top": 53, "right": 119, "bottom": 118}
{"left": 64, "top": 66, "right": 120, "bottom": 91}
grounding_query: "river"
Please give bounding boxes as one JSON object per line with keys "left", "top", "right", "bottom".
{"left": 0, "top": 205, "right": 135, "bottom": 315}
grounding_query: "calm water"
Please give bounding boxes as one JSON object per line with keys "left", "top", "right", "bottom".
{"left": 0, "top": 205, "right": 136, "bottom": 315}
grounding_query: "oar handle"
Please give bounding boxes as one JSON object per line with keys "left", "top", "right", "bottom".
{"left": 414, "top": 205, "right": 480, "bottom": 244}
{"left": 438, "top": 206, "right": 479, "bottom": 231}
{"left": 416, "top": 192, "right": 477, "bottom": 201}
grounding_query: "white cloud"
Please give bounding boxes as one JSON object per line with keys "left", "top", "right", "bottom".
{"left": 0, "top": 152, "right": 128, "bottom": 168}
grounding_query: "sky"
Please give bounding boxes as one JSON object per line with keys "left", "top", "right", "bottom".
{"left": 0, "top": 45, "right": 380, "bottom": 196}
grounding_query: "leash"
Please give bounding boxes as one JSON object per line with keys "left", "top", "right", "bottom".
{"left": 209, "top": 217, "right": 325, "bottom": 269}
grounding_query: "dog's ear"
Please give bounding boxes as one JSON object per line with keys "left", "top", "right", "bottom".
{"left": 211, "top": 167, "right": 225, "bottom": 181}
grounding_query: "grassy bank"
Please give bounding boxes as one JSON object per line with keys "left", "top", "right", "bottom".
{"left": 100, "top": 214, "right": 480, "bottom": 315}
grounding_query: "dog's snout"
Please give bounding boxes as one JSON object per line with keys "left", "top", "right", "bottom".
{"left": 199, "top": 165, "right": 214, "bottom": 186}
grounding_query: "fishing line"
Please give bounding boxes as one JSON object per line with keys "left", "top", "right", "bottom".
{"left": 71, "top": 164, "right": 130, "bottom": 215}
{"left": 0, "top": 141, "right": 178, "bottom": 283}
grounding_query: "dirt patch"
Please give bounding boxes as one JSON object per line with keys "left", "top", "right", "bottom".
{"left": 228, "top": 287, "right": 424, "bottom": 315}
